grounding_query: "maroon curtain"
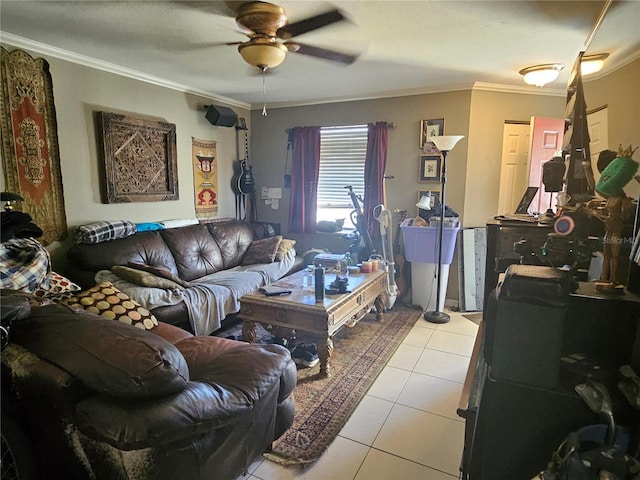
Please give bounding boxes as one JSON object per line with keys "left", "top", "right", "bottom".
{"left": 363, "top": 122, "right": 388, "bottom": 239}
{"left": 288, "top": 126, "right": 321, "bottom": 233}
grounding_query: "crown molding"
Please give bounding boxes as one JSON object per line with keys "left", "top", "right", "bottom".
{"left": 0, "top": 32, "right": 251, "bottom": 110}
{"left": 260, "top": 82, "right": 476, "bottom": 110}
{"left": 472, "top": 82, "right": 566, "bottom": 96}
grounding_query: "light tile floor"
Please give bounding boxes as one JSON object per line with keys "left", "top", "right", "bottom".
{"left": 238, "top": 309, "right": 479, "bottom": 480}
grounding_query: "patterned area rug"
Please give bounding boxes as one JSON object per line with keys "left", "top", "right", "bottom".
{"left": 218, "top": 305, "right": 421, "bottom": 466}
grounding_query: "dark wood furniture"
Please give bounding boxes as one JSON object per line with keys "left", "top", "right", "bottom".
{"left": 239, "top": 269, "right": 387, "bottom": 378}
{"left": 458, "top": 281, "right": 640, "bottom": 479}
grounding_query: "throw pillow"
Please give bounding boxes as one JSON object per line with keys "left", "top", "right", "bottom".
{"left": 63, "top": 281, "right": 158, "bottom": 330}
{"left": 126, "top": 262, "right": 192, "bottom": 288}
{"left": 112, "top": 265, "right": 185, "bottom": 290}
{"left": 241, "top": 235, "right": 282, "bottom": 266}
{"left": 275, "top": 238, "right": 296, "bottom": 261}
{"left": 33, "top": 271, "right": 81, "bottom": 299}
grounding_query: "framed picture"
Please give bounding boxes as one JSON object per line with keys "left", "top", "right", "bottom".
{"left": 419, "top": 118, "right": 444, "bottom": 151}
{"left": 419, "top": 155, "right": 441, "bottom": 182}
{"left": 97, "top": 111, "right": 178, "bottom": 203}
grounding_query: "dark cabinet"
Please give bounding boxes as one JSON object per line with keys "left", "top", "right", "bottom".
{"left": 459, "top": 279, "right": 640, "bottom": 479}
{"left": 483, "top": 219, "right": 553, "bottom": 308}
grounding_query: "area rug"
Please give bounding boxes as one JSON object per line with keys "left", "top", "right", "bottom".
{"left": 462, "top": 312, "right": 483, "bottom": 324}
{"left": 217, "top": 305, "right": 421, "bottom": 465}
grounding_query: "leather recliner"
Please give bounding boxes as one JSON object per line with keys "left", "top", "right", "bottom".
{"left": 1, "top": 300, "right": 296, "bottom": 480}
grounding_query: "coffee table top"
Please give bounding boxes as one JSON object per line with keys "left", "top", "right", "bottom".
{"left": 241, "top": 269, "right": 387, "bottom": 312}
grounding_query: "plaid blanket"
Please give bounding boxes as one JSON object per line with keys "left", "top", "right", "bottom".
{"left": 0, "top": 238, "right": 51, "bottom": 292}
{"left": 75, "top": 220, "right": 137, "bottom": 244}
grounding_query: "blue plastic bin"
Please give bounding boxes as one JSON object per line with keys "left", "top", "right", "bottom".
{"left": 400, "top": 219, "right": 460, "bottom": 264}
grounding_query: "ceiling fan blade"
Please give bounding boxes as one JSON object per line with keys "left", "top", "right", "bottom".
{"left": 276, "top": 9, "right": 346, "bottom": 40}
{"left": 285, "top": 42, "right": 358, "bottom": 65}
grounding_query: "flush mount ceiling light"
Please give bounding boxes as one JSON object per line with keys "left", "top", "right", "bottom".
{"left": 519, "top": 63, "right": 565, "bottom": 87}
{"left": 581, "top": 53, "right": 609, "bottom": 76}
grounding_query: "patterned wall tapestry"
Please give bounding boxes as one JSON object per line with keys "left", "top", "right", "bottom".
{"left": 0, "top": 47, "right": 67, "bottom": 245}
{"left": 192, "top": 137, "right": 218, "bottom": 219}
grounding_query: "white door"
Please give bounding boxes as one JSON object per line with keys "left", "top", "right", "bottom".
{"left": 528, "top": 116, "right": 565, "bottom": 213}
{"left": 588, "top": 107, "right": 609, "bottom": 181}
{"left": 497, "top": 122, "right": 530, "bottom": 215}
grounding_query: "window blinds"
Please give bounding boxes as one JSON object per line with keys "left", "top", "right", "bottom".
{"left": 317, "top": 125, "right": 368, "bottom": 208}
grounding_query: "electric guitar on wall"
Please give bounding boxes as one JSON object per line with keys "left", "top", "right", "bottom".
{"left": 393, "top": 209, "right": 410, "bottom": 301}
{"left": 235, "top": 117, "right": 255, "bottom": 195}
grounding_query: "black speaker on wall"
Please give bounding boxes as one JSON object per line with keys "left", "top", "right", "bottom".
{"left": 205, "top": 105, "right": 238, "bottom": 127}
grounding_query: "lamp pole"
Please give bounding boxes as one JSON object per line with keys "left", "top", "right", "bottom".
{"left": 423, "top": 135, "right": 464, "bottom": 324}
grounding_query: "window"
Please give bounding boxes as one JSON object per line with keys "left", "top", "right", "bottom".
{"left": 317, "top": 125, "right": 367, "bottom": 229}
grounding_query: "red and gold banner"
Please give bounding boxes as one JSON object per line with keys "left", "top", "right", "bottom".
{"left": 192, "top": 137, "right": 218, "bottom": 219}
{"left": 1, "top": 48, "right": 67, "bottom": 245}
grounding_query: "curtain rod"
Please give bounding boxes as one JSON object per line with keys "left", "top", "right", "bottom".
{"left": 285, "top": 122, "right": 396, "bottom": 133}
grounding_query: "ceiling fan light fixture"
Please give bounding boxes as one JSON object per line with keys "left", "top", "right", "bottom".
{"left": 238, "top": 39, "right": 288, "bottom": 70}
{"left": 581, "top": 53, "right": 609, "bottom": 76}
{"left": 519, "top": 63, "right": 564, "bottom": 87}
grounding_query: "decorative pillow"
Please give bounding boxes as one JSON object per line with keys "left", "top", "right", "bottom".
{"left": 127, "top": 262, "right": 192, "bottom": 288}
{"left": 112, "top": 265, "right": 185, "bottom": 290}
{"left": 33, "top": 272, "right": 81, "bottom": 299}
{"left": 241, "top": 235, "right": 282, "bottom": 266}
{"left": 275, "top": 238, "right": 296, "bottom": 261}
{"left": 63, "top": 281, "right": 158, "bottom": 330}
{"left": 74, "top": 220, "right": 137, "bottom": 244}
{"left": 0, "top": 238, "right": 51, "bottom": 292}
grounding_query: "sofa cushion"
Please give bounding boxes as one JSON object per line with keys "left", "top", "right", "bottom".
{"left": 203, "top": 220, "right": 254, "bottom": 269}
{"left": 160, "top": 224, "right": 225, "bottom": 281}
{"left": 241, "top": 235, "right": 282, "bottom": 266}
{"left": 10, "top": 304, "right": 189, "bottom": 399}
{"left": 275, "top": 238, "right": 296, "bottom": 261}
{"left": 63, "top": 281, "right": 158, "bottom": 330}
{"left": 75, "top": 220, "right": 137, "bottom": 244}
{"left": 126, "top": 261, "right": 192, "bottom": 288}
{"left": 112, "top": 265, "right": 185, "bottom": 290}
{"left": 33, "top": 271, "right": 81, "bottom": 299}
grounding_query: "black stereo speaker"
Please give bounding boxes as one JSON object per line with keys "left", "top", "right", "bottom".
{"left": 205, "top": 105, "right": 238, "bottom": 127}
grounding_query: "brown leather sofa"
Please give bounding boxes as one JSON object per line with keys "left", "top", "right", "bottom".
{"left": 1, "top": 299, "right": 297, "bottom": 480}
{"left": 66, "top": 220, "right": 304, "bottom": 333}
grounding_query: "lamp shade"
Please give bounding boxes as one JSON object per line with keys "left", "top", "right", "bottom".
{"left": 431, "top": 135, "right": 464, "bottom": 152}
{"left": 238, "top": 40, "right": 287, "bottom": 69}
{"left": 519, "top": 64, "right": 564, "bottom": 87}
{"left": 581, "top": 53, "right": 609, "bottom": 76}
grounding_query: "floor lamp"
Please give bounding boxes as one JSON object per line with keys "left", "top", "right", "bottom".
{"left": 423, "top": 135, "right": 464, "bottom": 324}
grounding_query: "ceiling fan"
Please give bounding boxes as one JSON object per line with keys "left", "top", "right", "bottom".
{"left": 226, "top": 1, "right": 358, "bottom": 72}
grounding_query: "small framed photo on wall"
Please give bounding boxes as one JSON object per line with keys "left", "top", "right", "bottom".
{"left": 419, "top": 155, "right": 441, "bottom": 182}
{"left": 419, "top": 118, "right": 444, "bottom": 152}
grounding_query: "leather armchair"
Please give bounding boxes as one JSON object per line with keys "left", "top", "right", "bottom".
{"left": 1, "top": 301, "right": 296, "bottom": 480}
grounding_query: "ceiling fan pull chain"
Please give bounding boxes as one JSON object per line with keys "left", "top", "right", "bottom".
{"left": 262, "top": 69, "right": 268, "bottom": 116}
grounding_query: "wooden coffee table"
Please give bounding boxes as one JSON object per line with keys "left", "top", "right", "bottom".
{"left": 239, "top": 269, "right": 387, "bottom": 378}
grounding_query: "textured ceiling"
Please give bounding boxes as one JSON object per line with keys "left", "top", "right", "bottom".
{"left": 1, "top": 1, "right": 639, "bottom": 108}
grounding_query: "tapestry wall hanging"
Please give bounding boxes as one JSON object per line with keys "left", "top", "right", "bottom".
{"left": 0, "top": 47, "right": 67, "bottom": 245}
{"left": 192, "top": 137, "right": 218, "bottom": 219}
{"left": 97, "top": 111, "right": 178, "bottom": 203}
